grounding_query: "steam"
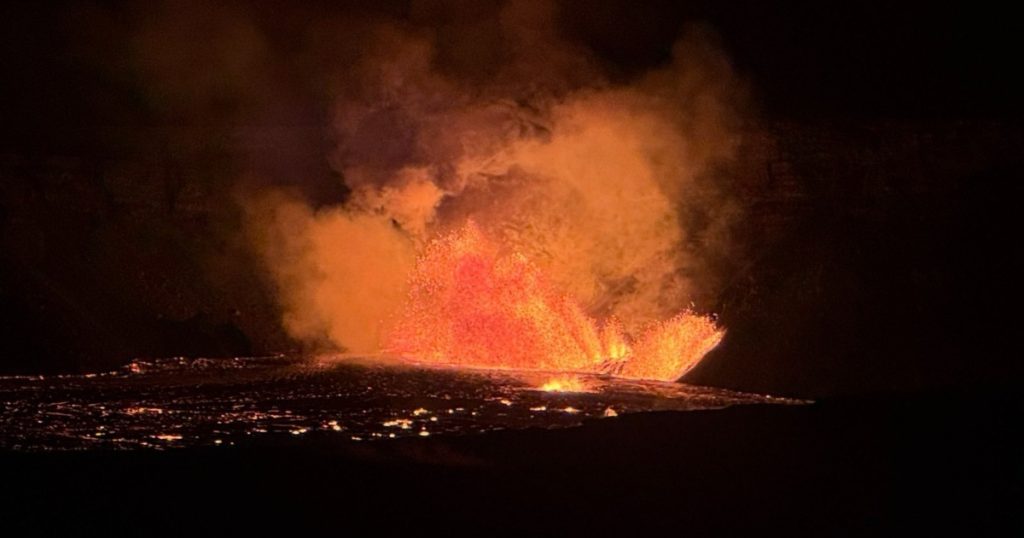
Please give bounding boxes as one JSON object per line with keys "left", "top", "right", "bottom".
{"left": 244, "top": 191, "right": 416, "bottom": 353}
{"left": 241, "top": 1, "right": 744, "bottom": 353}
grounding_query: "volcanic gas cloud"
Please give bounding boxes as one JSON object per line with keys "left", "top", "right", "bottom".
{"left": 246, "top": 1, "right": 744, "bottom": 381}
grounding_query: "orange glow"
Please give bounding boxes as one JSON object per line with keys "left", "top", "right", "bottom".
{"left": 539, "top": 376, "right": 589, "bottom": 393}
{"left": 383, "top": 222, "right": 724, "bottom": 381}
{"left": 243, "top": 14, "right": 744, "bottom": 382}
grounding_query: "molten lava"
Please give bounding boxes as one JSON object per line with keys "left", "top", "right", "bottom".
{"left": 539, "top": 376, "right": 589, "bottom": 393}
{"left": 383, "top": 222, "right": 724, "bottom": 381}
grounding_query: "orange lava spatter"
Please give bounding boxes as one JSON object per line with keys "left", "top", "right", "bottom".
{"left": 382, "top": 221, "right": 724, "bottom": 381}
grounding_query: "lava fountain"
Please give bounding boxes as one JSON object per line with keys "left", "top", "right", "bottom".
{"left": 383, "top": 221, "right": 724, "bottom": 381}
{"left": 245, "top": 11, "right": 742, "bottom": 384}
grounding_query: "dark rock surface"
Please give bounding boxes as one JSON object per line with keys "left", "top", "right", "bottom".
{"left": 2, "top": 388, "right": 1019, "bottom": 535}
{"left": 687, "top": 121, "right": 1024, "bottom": 397}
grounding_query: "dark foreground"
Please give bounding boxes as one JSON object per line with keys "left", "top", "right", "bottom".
{"left": 2, "top": 388, "right": 1019, "bottom": 536}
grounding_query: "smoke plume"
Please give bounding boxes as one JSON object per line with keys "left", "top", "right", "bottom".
{"left": 243, "top": 1, "right": 745, "bottom": 354}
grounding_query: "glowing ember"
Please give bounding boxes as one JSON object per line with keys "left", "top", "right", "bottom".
{"left": 539, "top": 376, "right": 589, "bottom": 393}
{"left": 124, "top": 407, "right": 164, "bottom": 415}
{"left": 383, "top": 222, "right": 724, "bottom": 381}
{"left": 382, "top": 419, "right": 413, "bottom": 429}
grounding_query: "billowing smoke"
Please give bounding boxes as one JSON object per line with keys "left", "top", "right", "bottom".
{"left": 241, "top": 1, "right": 744, "bottom": 354}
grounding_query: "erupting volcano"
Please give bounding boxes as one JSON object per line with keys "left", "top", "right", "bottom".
{"left": 383, "top": 221, "right": 724, "bottom": 381}
{"left": 245, "top": 6, "right": 742, "bottom": 384}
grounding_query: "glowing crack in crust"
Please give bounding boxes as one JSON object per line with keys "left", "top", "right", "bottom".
{"left": 382, "top": 221, "right": 724, "bottom": 382}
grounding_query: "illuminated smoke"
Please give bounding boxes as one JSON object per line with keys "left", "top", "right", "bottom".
{"left": 242, "top": 1, "right": 744, "bottom": 379}
{"left": 244, "top": 191, "right": 417, "bottom": 353}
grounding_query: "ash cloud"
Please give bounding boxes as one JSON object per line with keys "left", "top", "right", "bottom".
{"left": 123, "top": 0, "right": 747, "bottom": 353}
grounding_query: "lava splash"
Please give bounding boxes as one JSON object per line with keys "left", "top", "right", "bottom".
{"left": 383, "top": 222, "right": 724, "bottom": 381}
